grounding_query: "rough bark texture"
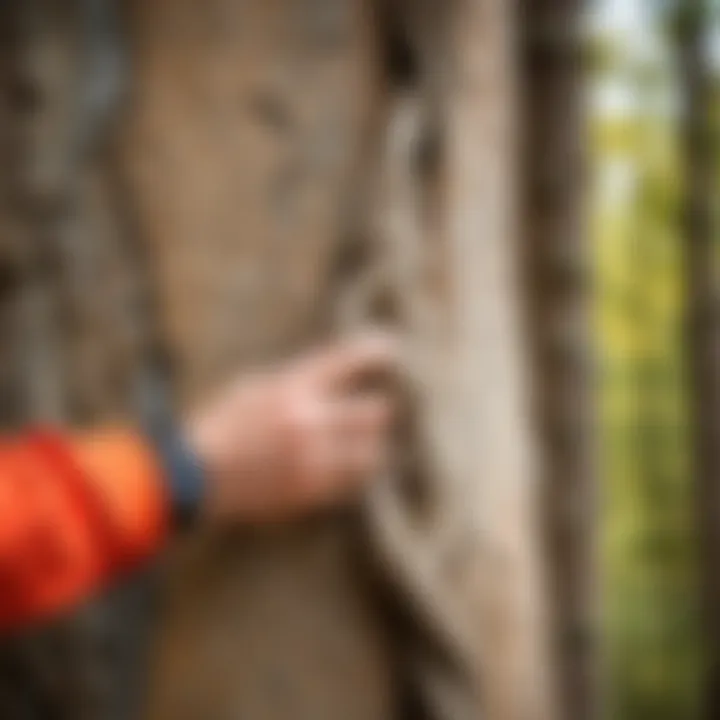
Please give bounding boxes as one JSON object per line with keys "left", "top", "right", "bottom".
{"left": 520, "top": 2, "right": 598, "bottom": 719}
{"left": 356, "top": 1, "right": 556, "bottom": 717}
{"left": 676, "top": 3, "right": 720, "bottom": 718}
{"left": 438, "top": 3, "right": 555, "bottom": 716}
{"left": 0, "top": 3, "right": 161, "bottom": 719}
{"left": 123, "top": 2, "right": 399, "bottom": 719}
{"left": 0, "top": 2, "right": 555, "bottom": 719}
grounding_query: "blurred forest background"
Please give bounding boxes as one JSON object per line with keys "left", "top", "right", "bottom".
{"left": 592, "top": 1, "right": 717, "bottom": 718}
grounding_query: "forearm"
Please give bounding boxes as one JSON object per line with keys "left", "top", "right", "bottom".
{"left": 0, "top": 333, "right": 396, "bottom": 633}
{"left": 0, "top": 427, "right": 199, "bottom": 633}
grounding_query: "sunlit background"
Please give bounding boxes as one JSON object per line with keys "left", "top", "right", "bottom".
{"left": 592, "top": 1, "right": 718, "bottom": 717}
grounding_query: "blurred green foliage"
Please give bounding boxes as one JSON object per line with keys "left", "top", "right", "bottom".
{"left": 593, "top": 6, "right": 708, "bottom": 718}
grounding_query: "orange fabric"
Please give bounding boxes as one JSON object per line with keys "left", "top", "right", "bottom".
{"left": 0, "top": 429, "right": 169, "bottom": 633}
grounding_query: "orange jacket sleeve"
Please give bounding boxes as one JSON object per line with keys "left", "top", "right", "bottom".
{"left": 0, "top": 429, "right": 170, "bottom": 633}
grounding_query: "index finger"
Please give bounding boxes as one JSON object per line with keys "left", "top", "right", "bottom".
{"left": 302, "top": 331, "right": 401, "bottom": 392}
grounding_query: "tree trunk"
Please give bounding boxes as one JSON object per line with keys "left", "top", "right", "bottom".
{"left": 0, "top": 3, "right": 162, "bottom": 718}
{"left": 0, "top": 2, "right": 556, "bottom": 719}
{"left": 356, "top": 0, "right": 557, "bottom": 716}
{"left": 430, "top": 1, "right": 555, "bottom": 715}
{"left": 122, "top": 2, "right": 401, "bottom": 718}
{"left": 675, "top": 2, "right": 720, "bottom": 717}
{"left": 520, "top": 2, "right": 598, "bottom": 719}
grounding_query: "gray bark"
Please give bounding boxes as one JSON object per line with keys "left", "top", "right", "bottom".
{"left": 520, "top": 2, "right": 598, "bottom": 719}
{"left": 0, "top": 2, "right": 161, "bottom": 719}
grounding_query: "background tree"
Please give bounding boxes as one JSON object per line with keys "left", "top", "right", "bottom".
{"left": 520, "top": 1, "right": 598, "bottom": 718}
{"left": 672, "top": 0, "right": 720, "bottom": 716}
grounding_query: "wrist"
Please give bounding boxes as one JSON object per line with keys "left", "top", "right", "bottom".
{"left": 145, "top": 420, "right": 206, "bottom": 529}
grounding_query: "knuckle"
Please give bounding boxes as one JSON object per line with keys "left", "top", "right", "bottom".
{"left": 281, "top": 392, "right": 324, "bottom": 447}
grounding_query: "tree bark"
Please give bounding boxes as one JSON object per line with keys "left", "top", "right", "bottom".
{"left": 675, "top": 3, "right": 720, "bottom": 718}
{"left": 437, "top": 2, "right": 555, "bottom": 715}
{"left": 122, "top": 2, "right": 399, "bottom": 718}
{"left": 0, "top": 2, "right": 556, "bottom": 719}
{"left": 0, "top": 2, "right": 162, "bottom": 719}
{"left": 520, "top": 2, "right": 598, "bottom": 719}
{"left": 363, "top": 1, "right": 557, "bottom": 717}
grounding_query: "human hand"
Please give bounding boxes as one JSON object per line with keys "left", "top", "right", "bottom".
{"left": 185, "top": 332, "right": 399, "bottom": 524}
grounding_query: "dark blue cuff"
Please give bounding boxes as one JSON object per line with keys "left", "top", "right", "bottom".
{"left": 147, "top": 424, "right": 205, "bottom": 528}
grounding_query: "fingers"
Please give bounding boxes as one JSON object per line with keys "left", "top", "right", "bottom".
{"left": 305, "top": 436, "right": 384, "bottom": 507}
{"left": 194, "top": 334, "right": 401, "bottom": 524}
{"left": 336, "top": 394, "right": 393, "bottom": 437}
{"left": 300, "top": 331, "right": 401, "bottom": 392}
{"left": 335, "top": 395, "right": 393, "bottom": 482}
{"left": 301, "top": 394, "right": 393, "bottom": 505}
